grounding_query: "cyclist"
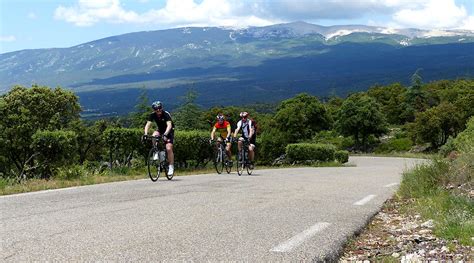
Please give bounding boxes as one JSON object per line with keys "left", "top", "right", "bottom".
{"left": 210, "top": 114, "right": 233, "bottom": 164}
{"left": 143, "top": 101, "right": 175, "bottom": 176}
{"left": 233, "top": 111, "right": 256, "bottom": 166}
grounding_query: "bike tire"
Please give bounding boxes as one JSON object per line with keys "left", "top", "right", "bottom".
{"left": 247, "top": 163, "right": 254, "bottom": 175}
{"left": 237, "top": 150, "right": 244, "bottom": 176}
{"left": 214, "top": 148, "right": 224, "bottom": 174}
{"left": 147, "top": 148, "right": 161, "bottom": 182}
{"left": 225, "top": 154, "right": 232, "bottom": 174}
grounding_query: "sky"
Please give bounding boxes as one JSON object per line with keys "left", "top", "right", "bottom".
{"left": 1, "top": 0, "right": 473, "bottom": 54}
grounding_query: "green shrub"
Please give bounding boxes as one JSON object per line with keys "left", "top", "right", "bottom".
{"left": 453, "top": 116, "right": 474, "bottom": 153}
{"left": 375, "top": 137, "right": 413, "bottom": 153}
{"left": 56, "top": 165, "right": 87, "bottom": 180}
{"left": 174, "top": 130, "right": 213, "bottom": 167}
{"left": 311, "top": 130, "right": 352, "bottom": 150}
{"left": 286, "top": 143, "right": 336, "bottom": 163}
{"left": 257, "top": 129, "right": 290, "bottom": 164}
{"left": 335, "top": 150, "right": 349, "bottom": 163}
{"left": 439, "top": 136, "right": 456, "bottom": 157}
{"left": 32, "top": 130, "right": 78, "bottom": 178}
{"left": 103, "top": 128, "right": 144, "bottom": 167}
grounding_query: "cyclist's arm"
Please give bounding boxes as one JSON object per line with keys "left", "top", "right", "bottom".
{"left": 248, "top": 120, "right": 254, "bottom": 139}
{"left": 164, "top": 121, "right": 172, "bottom": 136}
{"left": 210, "top": 126, "right": 217, "bottom": 140}
{"left": 233, "top": 123, "right": 241, "bottom": 138}
{"left": 226, "top": 124, "right": 231, "bottom": 139}
{"left": 144, "top": 121, "right": 153, "bottom": 135}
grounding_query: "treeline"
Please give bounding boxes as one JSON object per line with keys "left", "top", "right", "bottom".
{"left": 1, "top": 76, "right": 473, "bottom": 181}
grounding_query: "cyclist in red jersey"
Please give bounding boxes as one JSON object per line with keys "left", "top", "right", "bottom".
{"left": 210, "top": 114, "right": 233, "bottom": 164}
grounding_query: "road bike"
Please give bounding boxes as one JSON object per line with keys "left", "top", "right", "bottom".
{"left": 145, "top": 135, "right": 172, "bottom": 181}
{"left": 211, "top": 138, "right": 232, "bottom": 174}
{"left": 237, "top": 138, "right": 254, "bottom": 176}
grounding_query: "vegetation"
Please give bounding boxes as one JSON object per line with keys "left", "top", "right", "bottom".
{"left": 0, "top": 77, "right": 473, "bottom": 194}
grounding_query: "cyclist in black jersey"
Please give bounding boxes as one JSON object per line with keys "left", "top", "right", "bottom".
{"left": 143, "top": 101, "right": 175, "bottom": 176}
{"left": 233, "top": 112, "right": 256, "bottom": 165}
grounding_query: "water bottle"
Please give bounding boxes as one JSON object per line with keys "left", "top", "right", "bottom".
{"left": 159, "top": 151, "right": 166, "bottom": 162}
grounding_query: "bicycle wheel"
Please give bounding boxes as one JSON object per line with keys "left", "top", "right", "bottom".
{"left": 214, "top": 147, "right": 224, "bottom": 174}
{"left": 147, "top": 148, "right": 161, "bottom": 182}
{"left": 237, "top": 150, "right": 245, "bottom": 176}
{"left": 247, "top": 161, "right": 254, "bottom": 175}
{"left": 164, "top": 161, "right": 173, "bottom": 180}
{"left": 225, "top": 154, "right": 232, "bottom": 174}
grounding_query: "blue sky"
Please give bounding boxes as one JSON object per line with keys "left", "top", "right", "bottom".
{"left": 1, "top": 0, "right": 473, "bottom": 54}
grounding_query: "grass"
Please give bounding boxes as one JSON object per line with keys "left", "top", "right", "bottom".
{"left": 398, "top": 157, "right": 474, "bottom": 246}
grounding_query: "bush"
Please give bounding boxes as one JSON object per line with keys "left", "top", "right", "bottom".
{"left": 311, "top": 130, "right": 353, "bottom": 150}
{"left": 335, "top": 150, "right": 349, "bottom": 163}
{"left": 56, "top": 165, "right": 87, "bottom": 180}
{"left": 453, "top": 116, "right": 474, "bottom": 154}
{"left": 174, "top": 130, "right": 213, "bottom": 167}
{"left": 257, "top": 129, "right": 290, "bottom": 164}
{"left": 286, "top": 143, "right": 336, "bottom": 163}
{"left": 399, "top": 159, "right": 449, "bottom": 198}
{"left": 375, "top": 137, "right": 413, "bottom": 153}
{"left": 439, "top": 136, "right": 456, "bottom": 157}
{"left": 32, "top": 130, "right": 78, "bottom": 178}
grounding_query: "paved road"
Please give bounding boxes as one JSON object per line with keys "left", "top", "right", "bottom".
{"left": 1, "top": 157, "right": 423, "bottom": 262}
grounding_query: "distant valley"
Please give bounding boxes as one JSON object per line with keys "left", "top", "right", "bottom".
{"left": 1, "top": 21, "right": 473, "bottom": 116}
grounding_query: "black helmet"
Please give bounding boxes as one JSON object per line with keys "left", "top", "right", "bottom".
{"left": 151, "top": 101, "right": 163, "bottom": 110}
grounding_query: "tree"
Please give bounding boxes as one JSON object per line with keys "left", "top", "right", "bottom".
{"left": 407, "top": 69, "right": 428, "bottom": 112}
{"left": 336, "top": 93, "right": 387, "bottom": 151}
{"left": 411, "top": 102, "right": 463, "bottom": 149}
{"left": 367, "top": 83, "right": 411, "bottom": 125}
{"left": 0, "top": 85, "right": 81, "bottom": 178}
{"left": 173, "top": 89, "right": 208, "bottom": 130}
{"left": 129, "top": 88, "right": 150, "bottom": 128}
{"left": 273, "top": 93, "right": 332, "bottom": 142}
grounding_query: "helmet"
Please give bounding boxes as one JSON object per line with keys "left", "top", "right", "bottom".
{"left": 216, "top": 114, "right": 225, "bottom": 121}
{"left": 151, "top": 101, "right": 163, "bottom": 110}
{"left": 239, "top": 112, "right": 248, "bottom": 118}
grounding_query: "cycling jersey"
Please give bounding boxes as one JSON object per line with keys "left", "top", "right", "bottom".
{"left": 148, "top": 111, "right": 174, "bottom": 134}
{"left": 214, "top": 121, "right": 230, "bottom": 138}
{"left": 236, "top": 119, "right": 254, "bottom": 139}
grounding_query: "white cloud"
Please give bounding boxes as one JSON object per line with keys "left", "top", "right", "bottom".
{"left": 54, "top": 0, "right": 474, "bottom": 30}
{"left": 392, "top": 0, "right": 469, "bottom": 29}
{"left": 54, "top": 0, "right": 276, "bottom": 27}
{"left": 0, "top": 35, "right": 16, "bottom": 42}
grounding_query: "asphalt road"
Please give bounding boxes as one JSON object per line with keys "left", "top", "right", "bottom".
{"left": 1, "top": 156, "right": 423, "bottom": 262}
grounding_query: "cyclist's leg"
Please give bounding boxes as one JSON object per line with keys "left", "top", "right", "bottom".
{"left": 165, "top": 132, "right": 174, "bottom": 166}
{"left": 226, "top": 141, "right": 232, "bottom": 160}
{"left": 249, "top": 136, "right": 256, "bottom": 162}
{"left": 152, "top": 130, "right": 160, "bottom": 146}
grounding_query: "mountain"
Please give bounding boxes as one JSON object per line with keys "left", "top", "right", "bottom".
{"left": 1, "top": 22, "right": 473, "bottom": 116}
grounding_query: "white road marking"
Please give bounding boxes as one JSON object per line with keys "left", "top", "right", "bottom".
{"left": 384, "top": 183, "right": 399, "bottom": 188}
{"left": 270, "top": 222, "right": 331, "bottom": 253}
{"left": 353, "top": 194, "right": 376, "bottom": 206}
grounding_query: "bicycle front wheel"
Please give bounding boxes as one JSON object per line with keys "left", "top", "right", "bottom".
{"left": 247, "top": 162, "right": 254, "bottom": 175}
{"left": 164, "top": 162, "right": 172, "bottom": 180}
{"left": 225, "top": 154, "right": 232, "bottom": 174}
{"left": 214, "top": 148, "right": 224, "bottom": 174}
{"left": 237, "top": 150, "right": 244, "bottom": 176}
{"left": 147, "top": 148, "right": 161, "bottom": 182}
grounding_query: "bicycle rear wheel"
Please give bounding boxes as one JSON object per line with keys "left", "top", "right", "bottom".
{"left": 214, "top": 148, "right": 224, "bottom": 174}
{"left": 147, "top": 148, "right": 161, "bottom": 182}
{"left": 237, "top": 150, "right": 244, "bottom": 176}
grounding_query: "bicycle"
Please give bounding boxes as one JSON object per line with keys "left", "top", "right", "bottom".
{"left": 237, "top": 138, "right": 254, "bottom": 176}
{"left": 144, "top": 135, "right": 172, "bottom": 181}
{"left": 211, "top": 138, "right": 232, "bottom": 174}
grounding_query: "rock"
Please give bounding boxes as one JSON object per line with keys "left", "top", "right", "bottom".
{"left": 421, "top": 220, "right": 435, "bottom": 228}
{"left": 392, "top": 252, "right": 400, "bottom": 258}
{"left": 441, "top": 246, "right": 449, "bottom": 253}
